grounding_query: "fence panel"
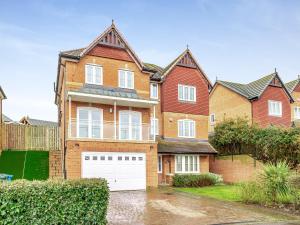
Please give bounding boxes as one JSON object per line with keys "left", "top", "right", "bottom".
{"left": 1, "top": 123, "right": 60, "bottom": 151}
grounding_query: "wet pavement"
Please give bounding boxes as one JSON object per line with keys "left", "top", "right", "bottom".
{"left": 107, "top": 188, "right": 300, "bottom": 225}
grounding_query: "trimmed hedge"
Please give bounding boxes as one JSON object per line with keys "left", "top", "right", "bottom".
{"left": 173, "top": 173, "right": 223, "bottom": 187}
{"left": 0, "top": 179, "right": 109, "bottom": 225}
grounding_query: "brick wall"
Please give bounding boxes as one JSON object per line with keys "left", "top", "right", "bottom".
{"left": 161, "top": 65, "right": 209, "bottom": 115}
{"left": 65, "top": 140, "right": 158, "bottom": 187}
{"left": 209, "top": 155, "right": 263, "bottom": 183}
{"left": 49, "top": 150, "right": 63, "bottom": 179}
{"left": 209, "top": 84, "right": 252, "bottom": 132}
{"left": 162, "top": 112, "right": 208, "bottom": 139}
{"left": 252, "top": 85, "right": 291, "bottom": 127}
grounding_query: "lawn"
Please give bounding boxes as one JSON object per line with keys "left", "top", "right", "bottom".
{"left": 176, "top": 185, "right": 241, "bottom": 202}
{"left": 0, "top": 150, "right": 49, "bottom": 180}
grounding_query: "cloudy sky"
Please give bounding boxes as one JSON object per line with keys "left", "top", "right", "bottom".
{"left": 1, "top": 0, "right": 300, "bottom": 121}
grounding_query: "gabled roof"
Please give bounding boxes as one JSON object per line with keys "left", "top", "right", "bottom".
{"left": 0, "top": 86, "right": 7, "bottom": 99}
{"left": 215, "top": 72, "right": 293, "bottom": 102}
{"left": 59, "top": 23, "right": 144, "bottom": 70}
{"left": 20, "top": 116, "right": 57, "bottom": 127}
{"left": 143, "top": 49, "right": 212, "bottom": 86}
{"left": 285, "top": 78, "right": 300, "bottom": 94}
{"left": 161, "top": 49, "right": 212, "bottom": 87}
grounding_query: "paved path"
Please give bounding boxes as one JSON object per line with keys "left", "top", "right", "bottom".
{"left": 108, "top": 188, "right": 300, "bottom": 225}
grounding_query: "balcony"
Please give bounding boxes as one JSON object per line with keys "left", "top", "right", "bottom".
{"left": 68, "top": 119, "right": 154, "bottom": 142}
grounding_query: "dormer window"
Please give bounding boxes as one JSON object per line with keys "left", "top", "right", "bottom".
{"left": 85, "top": 64, "right": 103, "bottom": 85}
{"left": 119, "top": 70, "right": 134, "bottom": 89}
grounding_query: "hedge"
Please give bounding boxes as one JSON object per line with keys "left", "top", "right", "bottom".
{"left": 0, "top": 179, "right": 109, "bottom": 225}
{"left": 173, "top": 173, "right": 223, "bottom": 187}
{"left": 209, "top": 117, "right": 300, "bottom": 168}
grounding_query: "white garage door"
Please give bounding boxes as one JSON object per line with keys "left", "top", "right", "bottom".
{"left": 82, "top": 152, "right": 146, "bottom": 191}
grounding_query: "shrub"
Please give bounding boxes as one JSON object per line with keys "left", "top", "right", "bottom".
{"left": 289, "top": 174, "right": 300, "bottom": 189}
{"left": 260, "top": 162, "right": 291, "bottom": 200}
{"left": 239, "top": 181, "right": 266, "bottom": 204}
{"left": 0, "top": 179, "right": 109, "bottom": 225}
{"left": 173, "top": 173, "right": 222, "bottom": 187}
{"left": 207, "top": 172, "right": 223, "bottom": 184}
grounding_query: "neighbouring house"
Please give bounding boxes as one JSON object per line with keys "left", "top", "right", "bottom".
{"left": 209, "top": 72, "right": 293, "bottom": 132}
{"left": 285, "top": 77, "right": 300, "bottom": 126}
{"left": 144, "top": 50, "right": 217, "bottom": 185}
{"left": 0, "top": 86, "right": 7, "bottom": 152}
{"left": 54, "top": 22, "right": 216, "bottom": 191}
{"left": 19, "top": 116, "right": 57, "bottom": 127}
{"left": 2, "top": 114, "right": 14, "bottom": 124}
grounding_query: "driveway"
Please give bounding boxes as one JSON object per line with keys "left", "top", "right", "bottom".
{"left": 108, "top": 188, "right": 300, "bottom": 225}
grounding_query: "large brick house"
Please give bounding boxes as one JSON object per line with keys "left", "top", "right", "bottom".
{"left": 285, "top": 77, "right": 300, "bottom": 125}
{"left": 55, "top": 22, "right": 216, "bottom": 191}
{"left": 209, "top": 72, "right": 293, "bottom": 131}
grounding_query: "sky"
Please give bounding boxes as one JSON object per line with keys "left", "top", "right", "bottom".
{"left": 1, "top": 0, "right": 300, "bottom": 121}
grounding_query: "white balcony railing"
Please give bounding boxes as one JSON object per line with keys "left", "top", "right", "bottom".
{"left": 68, "top": 119, "right": 154, "bottom": 142}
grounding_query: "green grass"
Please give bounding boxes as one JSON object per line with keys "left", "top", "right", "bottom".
{"left": 176, "top": 185, "right": 241, "bottom": 202}
{"left": 0, "top": 150, "right": 49, "bottom": 180}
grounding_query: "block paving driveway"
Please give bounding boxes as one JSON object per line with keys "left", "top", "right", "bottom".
{"left": 108, "top": 188, "right": 300, "bottom": 225}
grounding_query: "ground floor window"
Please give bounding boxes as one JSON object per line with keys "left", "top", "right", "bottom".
{"left": 294, "top": 106, "right": 300, "bottom": 120}
{"left": 175, "top": 155, "right": 199, "bottom": 173}
{"left": 158, "top": 155, "right": 162, "bottom": 173}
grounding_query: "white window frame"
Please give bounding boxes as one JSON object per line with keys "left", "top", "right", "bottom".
{"left": 76, "top": 107, "right": 103, "bottom": 139}
{"left": 294, "top": 106, "right": 300, "bottom": 120}
{"left": 118, "top": 69, "right": 134, "bottom": 89}
{"left": 178, "top": 84, "right": 196, "bottom": 102}
{"left": 119, "top": 110, "right": 142, "bottom": 140}
{"left": 178, "top": 119, "right": 196, "bottom": 138}
{"left": 150, "top": 83, "right": 158, "bottom": 99}
{"left": 158, "top": 155, "right": 162, "bottom": 173}
{"left": 210, "top": 113, "right": 215, "bottom": 124}
{"left": 268, "top": 100, "right": 282, "bottom": 117}
{"left": 175, "top": 155, "right": 200, "bottom": 173}
{"left": 151, "top": 117, "right": 159, "bottom": 136}
{"left": 85, "top": 64, "right": 103, "bottom": 85}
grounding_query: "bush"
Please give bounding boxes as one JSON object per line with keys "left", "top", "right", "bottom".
{"left": 239, "top": 181, "right": 266, "bottom": 204}
{"left": 239, "top": 162, "right": 296, "bottom": 205}
{"left": 289, "top": 174, "right": 300, "bottom": 189}
{"left": 173, "top": 173, "right": 222, "bottom": 187}
{"left": 0, "top": 179, "right": 109, "bottom": 225}
{"left": 261, "top": 162, "right": 291, "bottom": 200}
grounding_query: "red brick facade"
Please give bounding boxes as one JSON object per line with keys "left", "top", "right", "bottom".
{"left": 252, "top": 85, "right": 291, "bottom": 127}
{"left": 87, "top": 44, "right": 134, "bottom": 62}
{"left": 161, "top": 65, "right": 209, "bottom": 115}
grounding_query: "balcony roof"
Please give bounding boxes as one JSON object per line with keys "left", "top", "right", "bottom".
{"left": 68, "top": 84, "right": 158, "bottom": 108}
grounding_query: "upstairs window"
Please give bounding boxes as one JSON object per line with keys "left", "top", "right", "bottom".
{"left": 294, "top": 107, "right": 300, "bottom": 120}
{"left": 85, "top": 64, "right": 103, "bottom": 85}
{"left": 178, "top": 119, "right": 195, "bottom": 138}
{"left": 268, "top": 100, "right": 282, "bottom": 117}
{"left": 210, "top": 114, "right": 215, "bottom": 124}
{"left": 119, "top": 70, "right": 134, "bottom": 89}
{"left": 178, "top": 84, "right": 196, "bottom": 102}
{"left": 151, "top": 118, "right": 159, "bottom": 136}
{"left": 77, "top": 107, "right": 103, "bottom": 139}
{"left": 150, "top": 83, "right": 158, "bottom": 99}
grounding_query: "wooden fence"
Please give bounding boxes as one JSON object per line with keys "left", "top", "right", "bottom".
{"left": 0, "top": 123, "right": 60, "bottom": 151}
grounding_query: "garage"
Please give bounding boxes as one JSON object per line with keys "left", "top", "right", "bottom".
{"left": 81, "top": 152, "right": 146, "bottom": 191}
